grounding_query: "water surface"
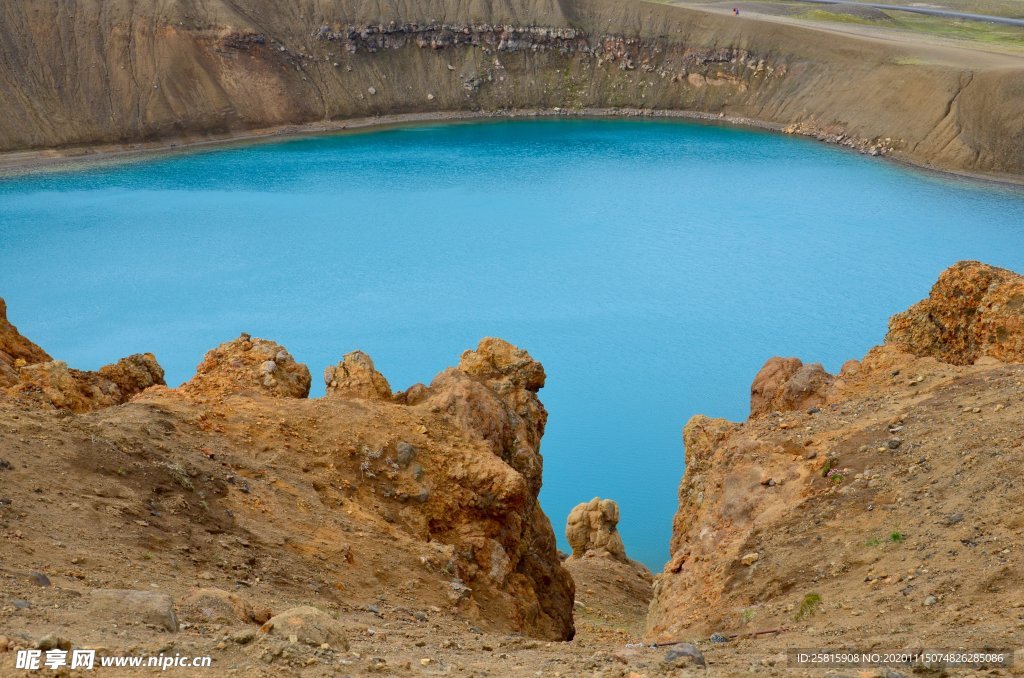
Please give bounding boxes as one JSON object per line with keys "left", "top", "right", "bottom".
{"left": 2, "top": 119, "right": 1024, "bottom": 568}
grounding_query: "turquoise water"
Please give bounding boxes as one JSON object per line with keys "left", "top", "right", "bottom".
{"left": 2, "top": 119, "right": 1024, "bottom": 568}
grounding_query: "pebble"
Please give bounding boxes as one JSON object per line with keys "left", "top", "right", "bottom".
{"left": 944, "top": 512, "right": 964, "bottom": 526}
{"left": 923, "top": 595, "right": 937, "bottom": 606}
{"left": 395, "top": 442, "right": 416, "bottom": 468}
{"left": 741, "top": 552, "right": 760, "bottom": 566}
{"left": 12, "top": 599, "right": 30, "bottom": 609}
{"left": 37, "top": 635, "right": 72, "bottom": 651}
{"left": 28, "top": 572, "right": 51, "bottom": 587}
{"left": 230, "top": 629, "right": 256, "bottom": 645}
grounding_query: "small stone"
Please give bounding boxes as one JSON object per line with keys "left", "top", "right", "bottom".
{"left": 426, "top": 93, "right": 435, "bottom": 101}
{"left": 261, "top": 606, "right": 349, "bottom": 649}
{"left": 0, "top": 459, "right": 11, "bottom": 471}
{"left": 887, "top": 439, "right": 903, "bottom": 449}
{"left": 943, "top": 512, "right": 964, "bottom": 526}
{"left": 178, "top": 588, "right": 253, "bottom": 624}
{"left": 37, "top": 635, "right": 72, "bottom": 651}
{"left": 923, "top": 595, "right": 937, "bottom": 606}
{"left": 663, "top": 643, "right": 705, "bottom": 668}
{"left": 420, "top": 658, "right": 432, "bottom": 666}
{"left": 12, "top": 599, "right": 30, "bottom": 609}
{"left": 28, "top": 573, "right": 51, "bottom": 587}
{"left": 395, "top": 442, "right": 416, "bottom": 468}
{"left": 741, "top": 552, "right": 760, "bottom": 566}
{"left": 710, "top": 632, "right": 729, "bottom": 643}
{"left": 230, "top": 629, "right": 257, "bottom": 645}
{"left": 367, "top": 86, "right": 376, "bottom": 95}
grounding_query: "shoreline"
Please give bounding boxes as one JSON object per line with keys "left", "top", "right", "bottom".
{"left": 1, "top": 107, "right": 1022, "bottom": 189}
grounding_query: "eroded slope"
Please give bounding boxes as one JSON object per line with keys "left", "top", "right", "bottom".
{"left": 0, "top": 0, "right": 1022, "bottom": 178}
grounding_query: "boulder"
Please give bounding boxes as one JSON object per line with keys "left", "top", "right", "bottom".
{"left": 177, "top": 588, "right": 253, "bottom": 625}
{"left": 887, "top": 260, "right": 1024, "bottom": 365}
{"left": 180, "top": 335, "right": 311, "bottom": 399}
{"left": 260, "top": 606, "right": 348, "bottom": 649}
{"left": 89, "top": 589, "right": 178, "bottom": 632}
{"left": 565, "top": 497, "right": 627, "bottom": 562}
{"left": 324, "top": 350, "right": 392, "bottom": 400}
{"left": 749, "top": 357, "right": 834, "bottom": 418}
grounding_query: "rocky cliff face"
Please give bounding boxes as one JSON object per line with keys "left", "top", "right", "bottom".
{"left": 887, "top": 260, "right": 1024, "bottom": 365}
{"left": 647, "top": 261, "right": 1024, "bottom": 651}
{"left": 1, "top": 297, "right": 166, "bottom": 411}
{"left": 0, "top": 298, "right": 50, "bottom": 387}
{"left": 0, "top": 310, "right": 574, "bottom": 641}
{"left": 0, "top": 0, "right": 1021, "bottom": 179}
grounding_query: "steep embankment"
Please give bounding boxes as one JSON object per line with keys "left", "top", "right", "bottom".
{"left": 647, "top": 261, "right": 1024, "bottom": 665}
{"left": 0, "top": 0, "right": 1021, "bottom": 179}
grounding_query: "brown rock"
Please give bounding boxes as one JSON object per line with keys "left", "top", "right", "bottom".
{"left": 178, "top": 588, "right": 253, "bottom": 625}
{"left": 260, "top": 606, "right": 348, "bottom": 649}
{"left": 0, "top": 297, "right": 51, "bottom": 388}
{"left": 180, "top": 335, "right": 311, "bottom": 399}
{"left": 648, "top": 261, "right": 1024, "bottom": 645}
{"left": 750, "top": 357, "right": 834, "bottom": 418}
{"left": 324, "top": 350, "right": 392, "bottom": 400}
{"left": 416, "top": 338, "right": 575, "bottom": 640}
{"left": 7, "top": 353, "right": 164, "bottom": 413}
{"left": 425, "top": 338, "right": 548, "bottom": 493}
{"left": 565, "top": 497, "right": 627, "bottom": 562}
{"left": 886, "top": 260, "right": 1024, "bottom": 365}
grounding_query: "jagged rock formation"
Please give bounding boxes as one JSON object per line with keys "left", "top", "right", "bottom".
{"left": 565, "top": 497, "right": 627, "bottom": 562}
{"left": 1, "top": 298, "right": 166, "bottom": 410}
{"left": 749, "top": 356, "right": 835, "bottom": 417}
{"left": 180, "top": 334, "right": 311, "bottom": 399}
{"left": 0, "top": 1, "right": 1021, "bottom": 179}
{"left": 647, "top": 261, "right": 1024, "bottom": 649}
{"left": 0, "top": 314, "right": 574, "bottom": 642}
{"left": 0, "top": 298, "right": 50, "bottom": 387}
{"left": 563, "top": 498, "right": 654, "bottom": 639}
{"left": 7, "top": 354, "right": 165, "bottom": 413}
{"left": 887, "top": 260, "right": 1024, "bottom": 365}
{"left": 324, "top": 350, "right": 392, "bottom": 400}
